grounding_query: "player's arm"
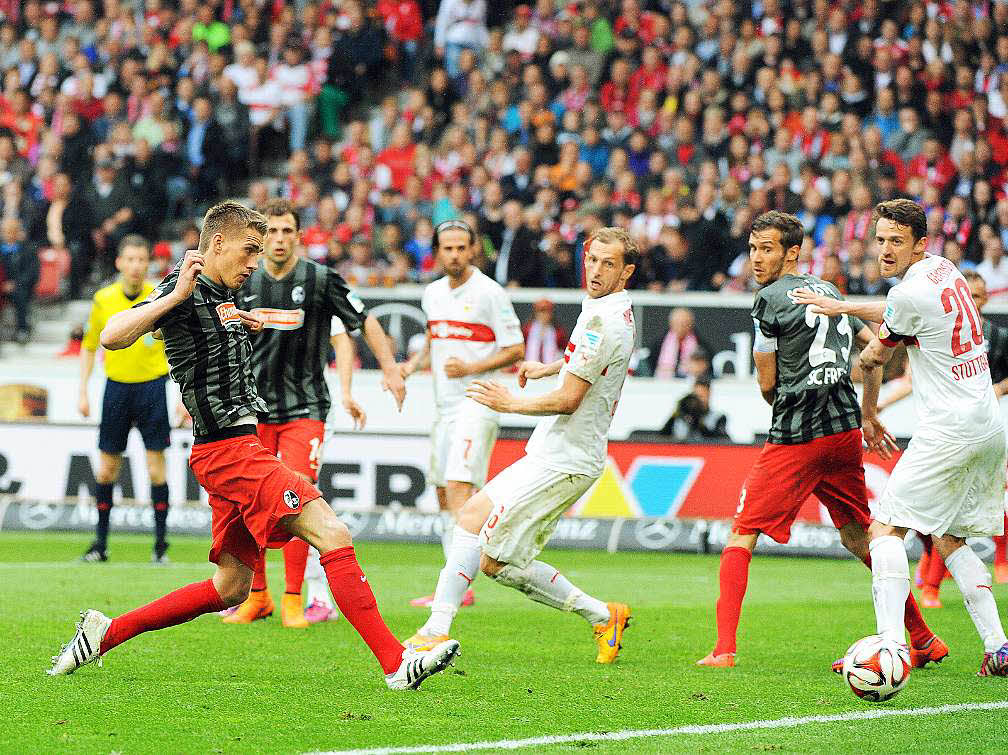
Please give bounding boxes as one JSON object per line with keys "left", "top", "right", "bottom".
{"left": 858, "top": 336, "right": 899, "bottom": 458}
{"left": 752, "top": 349, "right": 777, "bottom": 405}
{"left": 78, "top": 299, "right": 103, "bottom": 418}
{"left": 853, "top": 324, "right": 875, "bottom": 349}
{"left": 444, "top": 343, "right": 526, "bottom": 378}
{"left": 400, "top": 333, "right": 430, "bottom": 378}
{"left": 791, "top": 289, "right": 887, "bottom": 324}
{"left": 331, "top": 331, "right": 366, "bottom": 429}
{"left": 995, "top": 377, "right": 1008, "bottom": 398}
{"left": 101, "top": 251, "right": 201, "bottom": 350}
{"left": 467, "top": 370, "right": 591, "bottom": 416}
{"left": 361, "top": 314, "right": 406, "bottom": 410}
{"left": 517, "top": 359, "right": 563, "bottom": 387}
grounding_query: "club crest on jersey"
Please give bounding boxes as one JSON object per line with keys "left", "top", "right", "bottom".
{"left": 283, "top": 490, "right": 301, "bottom": 510}
{"left": 291, "top": 285, "right": 305, "bottom": 304}
{"left": 215, "top": 302, "right": 243, "bottom": 327}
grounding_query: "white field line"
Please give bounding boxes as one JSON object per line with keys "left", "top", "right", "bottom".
{"left": 310, "top": 700, "right": 1008, "bottom": 755}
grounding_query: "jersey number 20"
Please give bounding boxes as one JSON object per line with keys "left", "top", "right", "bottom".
{"left": 941, "top": 279, "right": 983, "bottom": 357}
{"left": 804, "top": 307, "right": 852, "bottom": 366}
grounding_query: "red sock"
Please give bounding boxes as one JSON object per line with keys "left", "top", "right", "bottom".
{"left": 861, "top": 553, "right": 934, "bottom": 647}
{"left": 995, "top": 516, "right": 1007, "bottom": 566}
{"left": 924, "top": 549, "right": 947, "bottom": 590}
{"left": 320, "top": 547, "right": 405, "bottom": 674}
{"left": 100, "top": 579, "right": 225, "bottom": 655}
{"left": 283, "top": 538, "right": 309, "bottom": 594}
{"left": 713, "top": 546, "right": 752, "bottom": 656}
{"left": 251, "top": 552, "right": 268, "bottom": 592}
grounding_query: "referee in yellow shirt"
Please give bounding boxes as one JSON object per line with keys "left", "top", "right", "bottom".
{"left": 78, "top": 235, "right": 172, "bottom": 563}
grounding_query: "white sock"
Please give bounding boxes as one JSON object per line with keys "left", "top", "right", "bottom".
{"left": 493, "top": 560, "right": 610, "bottom": 625}
{"left": 303, "top": 546, "right": 334, "bottom": 608}
{"left": 869, "top": 536, "right": 910, "bottom": 644}
{"left": 421, "top": 526, "right": 480, "bottom": 637}
{"left": 945, "top": 545, "right": 1008, "bottom": 652}
{"left": 440, "top": 512, "right": 455, "bottom": 561}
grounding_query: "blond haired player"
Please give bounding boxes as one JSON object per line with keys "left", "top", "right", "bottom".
{"left": 400, "top": 219, "right": 525, "bottom": 607}
{"left": 405, "top": 227, "right": 636, "bottom": 663}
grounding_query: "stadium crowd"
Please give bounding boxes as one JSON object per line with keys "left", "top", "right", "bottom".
{"left": 2, "top": 0, "right": 1008, "bottom": 344}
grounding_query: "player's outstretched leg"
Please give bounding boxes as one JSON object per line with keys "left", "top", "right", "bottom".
{"left": 835, "top": 522, "right": 948, "bottom": 672}
{"left": 482, "top": 555, "right": 629, "bottom": 664}
{"left": 303, "top": 546, "right": 340, "bottom": 624}
{"left": 286, "top": 498, "right": 459, "bottom": 689}
{"left": 937, "top": 538, "right": 1008, "bottom": 676}
{"left": 281, "top": 538, "right": 309, "bottom": 628}
{"left": 868, "top": 529, "right": 913, "bottom": 645}
{"left": 49, "top": 553, "right": 247, "bottom": 676}
{"left": 697, "top": 535, "right": 755, "bottom": 668}
{"left": 222, "top": 552, "right": 274, "bottom": 623}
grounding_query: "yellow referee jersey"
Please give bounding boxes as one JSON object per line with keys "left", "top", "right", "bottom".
{"left": 82, "top": 281, "right": 169, "bottom": 383}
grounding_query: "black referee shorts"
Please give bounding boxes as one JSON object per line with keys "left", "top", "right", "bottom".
{"left": 98, "top": 376, "right": 171, "bottom": 454}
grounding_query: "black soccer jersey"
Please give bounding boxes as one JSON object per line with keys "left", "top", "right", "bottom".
{"left": 136, "top": 263, "right": 266, "bottom": 437}
{"left": 242, "top": 258, "right": 367, "bottom": 424}
{"left": 752, "top": 274, "right": 866, "bottom": 445}
{"left": 983, "top": 319, "right": 1008, "bottom": 383}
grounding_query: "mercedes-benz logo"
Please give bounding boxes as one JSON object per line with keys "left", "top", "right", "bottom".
{"left": 633, "top": 518, "right": 682, "bottom": 550}
{"left": 17, "top": 501, "right": 64, "bottom": 530}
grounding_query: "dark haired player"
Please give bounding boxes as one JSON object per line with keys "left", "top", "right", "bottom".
{"left": 697, "top": 210, "right": 944, "bottom": 670}
{"left": 400, "top": 219, "right": 525, "bottom": 608}
{"left": 221, "top": 199, "right": 405, "bottom": 628}
{"left": 48, "top": 201, "right": 458, "bottom": 689}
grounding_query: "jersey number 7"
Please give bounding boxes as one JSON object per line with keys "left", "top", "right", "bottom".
{"left": 942, "top": 279, "right": 983, "bottom": 357}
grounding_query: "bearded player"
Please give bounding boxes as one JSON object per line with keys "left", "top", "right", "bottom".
{"left": 697, "top": 210, "right": 944, "bottom": 670}
{"left": 221, "top": 199, "right": 405, "bottom": 628}
{"left": 48, "top": 201, "right": 458, "bottom": 689}
{"left": 399, "top": 219, "right": 525, "bottom": 608}
{"left": 404, "top": 227, "right": 635, "bottom": 663}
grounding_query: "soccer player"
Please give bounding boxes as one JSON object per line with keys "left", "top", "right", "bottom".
{"left": 78, "top": 235, "right": 172, "bottom": 564}
{"left": 854, "top": 199, "right": 1008, "bottom": 676}
{"left": 399, "top": 219, "right": 525, "bottom": 607}
{"left": 222, "top": 199, "right": 405, "bottom": 628}
{"left": 404, "top": 227, "right": 636, "bottom": 663}
{"left": 696, "top": 210, "right": 944, "bottom": 670}
{"left": 48, "top": 201, "right": 458, "bottom": 689}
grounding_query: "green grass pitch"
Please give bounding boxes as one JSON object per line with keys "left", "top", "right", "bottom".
{"left": 6, "top": 531, "right": 1008, "bottom": 753}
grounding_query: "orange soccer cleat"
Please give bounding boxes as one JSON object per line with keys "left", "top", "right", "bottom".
{"left": 593, "top": 602, "right": 631, "bottom": 664}
{"left": 697, "top": 652, "right": 736, "bottom": 668}
{"left": 222, "top": 589, "right": 274, "bottom": 624}
{"left": 910, "top": 635, "right": 950, "bottom": 668}
{"left": 282, "top": 593, "right": 309, "bottom": 629}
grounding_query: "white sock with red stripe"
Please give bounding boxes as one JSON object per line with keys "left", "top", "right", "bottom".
{"left": 493, "top": 561, "right": 610, "bottom": 625}
{"left": 303, "top": 546, "right": 334, "bottom": 609}
{"left": 869, "top": 536, "right": 910, "bottom": 645}
{"left": 440, "top": 513, "right": 455, "bottom": 561}
{"left": 945, "top": 545, "right": 1008, "bottom": 652}
{"left": 422, "top": 526, "right": 480, "bottom": 637}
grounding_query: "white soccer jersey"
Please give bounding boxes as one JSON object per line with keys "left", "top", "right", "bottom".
{"left": 422, "top": 268, "right": 523, "bottom": 416}
{"left": 525, "top": 289, "right": 635, "bottom": 477}
{"left": 881, "top": 255, "right": 1003, "bottom": 444}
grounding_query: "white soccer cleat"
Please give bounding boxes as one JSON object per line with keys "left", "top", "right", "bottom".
{"left": 47, "top": 610, "right": 111, "bottom": 676}
{"left": 385, "top": 639, "right": 460, "bottom": 690}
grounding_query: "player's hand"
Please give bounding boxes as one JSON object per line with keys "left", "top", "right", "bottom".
{"left": 862, "top": 416, "right": 898, "bottom": 459}
{"left": 172, "top": 249, "right": 204, "bottom": 301}
{"left": 443, "top": 357, "right": 470, "bottom": 378}
{"left": 398, "top": 361, "right": 413, "bottom": 379}
{"left": 342, "top": 395, "right": 367, "bottom": 430}
{"left": 382, "top": 368, "right": 407, "bottom": 411}
{"left": 466, "top": 379, "right": 514, "bottom": 413}
{"left": 78, "top": 394, "right": 90, "bottom": 418}
{"left": 517, "top": 361, "right": 548, "bottom": 387}
{"left": 174, "top": 401, "right": 192, "bottom": 428}
{"left": 236, "top": 309, "right": 264, "bottom": 333}
{"left": 791, "top": 288, "right": 847, "bottom": 317}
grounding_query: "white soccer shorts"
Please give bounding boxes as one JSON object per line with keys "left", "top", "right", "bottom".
{"left": 428, "top": 408, "right": 499, "bottom": 489}
{"left": 876, "top": 431, "right": 1007, "bottom": 538}
{"left": 479, "top": 455, "right": 597, "bottom": 568}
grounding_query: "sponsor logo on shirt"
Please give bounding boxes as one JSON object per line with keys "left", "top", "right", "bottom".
{"left": 215, "top": 302, "right": 243, "bottom": 326}
{"left": 251, "top": 307, "right": 305, "bottom": 331}
{"left": 428, "top": 319, "right": 496, "bottom": 342}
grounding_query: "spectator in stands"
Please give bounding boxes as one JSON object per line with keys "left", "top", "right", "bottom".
{"left": 977, "top": 238, "right": 1008, "bottom": 298}
{"left": 0, "top": 215, "right": 38, "bottom": 343}
{"left": 435, "top": 0, "right": 489, "bottom": 79}
{"left": 338, "top": 237, "right": 389, "bottom": 287}
{"left": 490, "top": 200, "right": 543, "bottom": 288}
{"left": 183, "top": 95, "right": 226, "bottom": 207}
{"left": 42, "top": 172, "right": 91, "bottom": 299}
{"left": 84, "top": 157, "right": 138, "bottom": 277}
{"left": 522, "top": 298, "right": 567, "bottom": 365}
{"left": 651, "top": 308, "right": 711, "bottom": 381}
{"left": 660, "top": 374, "right": 729, "bottom": 441}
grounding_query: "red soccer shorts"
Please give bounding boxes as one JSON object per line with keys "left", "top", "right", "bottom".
{"left": 189, "top": 431, "right": 323, "bottom": 569}
{"left": 733, "top": 427, "right": 871, "bottom": 544}
{"left": 257, "top": 419, "right": 326, "bottom": 481}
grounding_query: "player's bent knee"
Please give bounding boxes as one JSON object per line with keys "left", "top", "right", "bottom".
{"left": 214, "top": 571, "right": 253, "bottom": 607}
{"left": 480, "top": 554, "right": 505, "bottom": 579}
{"left": 458, "top": 493, "right": 493, "bottom": 534}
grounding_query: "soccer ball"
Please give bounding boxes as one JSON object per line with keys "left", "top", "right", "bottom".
{"left": 841, "top": 635, "right": 911, "bottom": 702}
